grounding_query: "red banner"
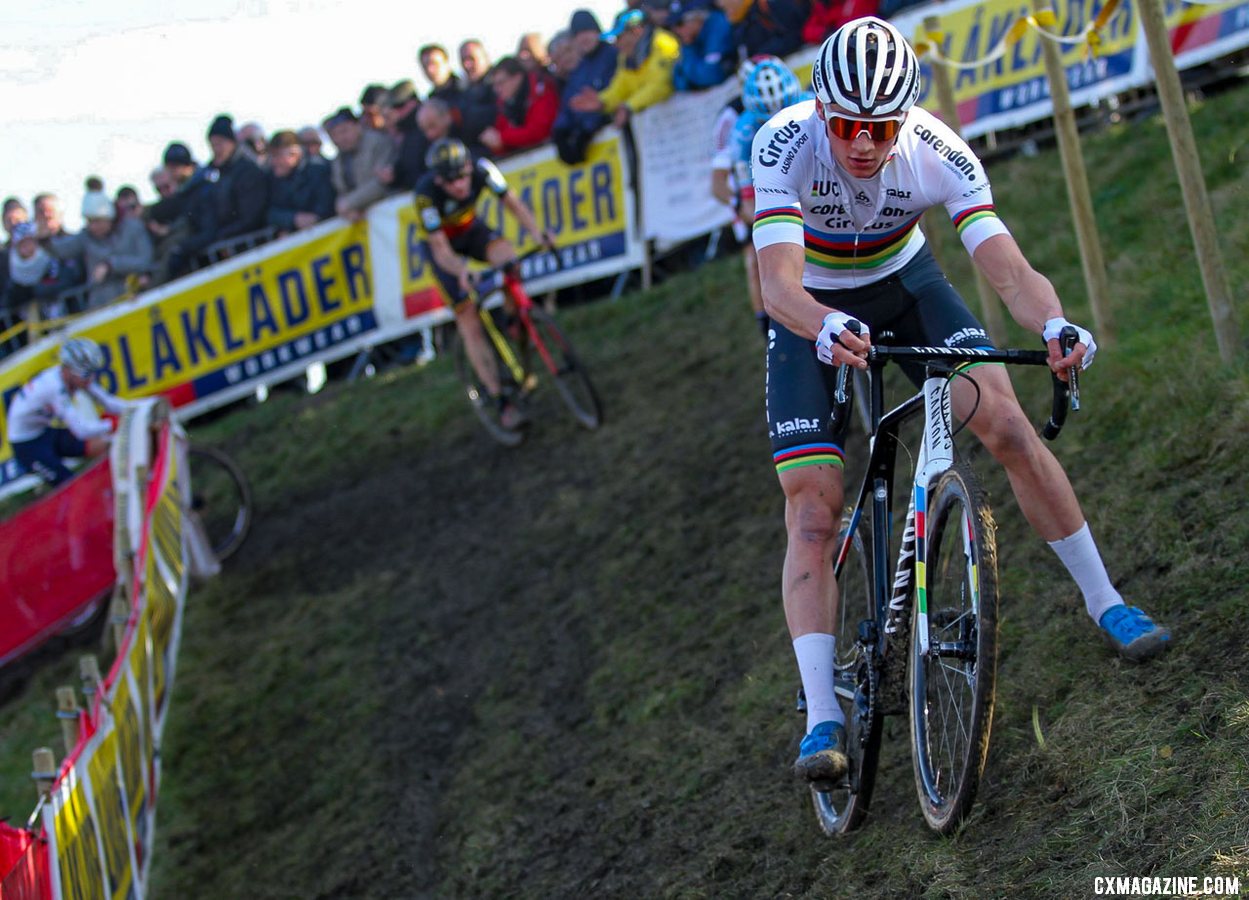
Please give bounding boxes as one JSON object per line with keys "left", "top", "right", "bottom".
{"left": 0, "top": 822, "right": 49, "bottom": 900}
{"left": 0, "top": 460, "right": 116, "bottom": 668}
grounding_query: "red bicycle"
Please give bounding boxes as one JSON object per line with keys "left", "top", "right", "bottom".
{"left": 453, "top": 256, "right": 603, "bottom": 446}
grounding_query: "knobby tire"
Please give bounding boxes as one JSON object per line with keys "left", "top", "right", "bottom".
{"left": 188, "top": 445, "right": 254, "bottom": 562}
{"left": 453, "top": 315, "right": 527, "bottom": 447}
{"left": 909, "top": 461, "right": 999, "bottom": 834}
{"left": 811, "top": 522, "right": 883, "bottom": 836}
{"left": 525, "top": 309, "right": 603, "bottom": 430}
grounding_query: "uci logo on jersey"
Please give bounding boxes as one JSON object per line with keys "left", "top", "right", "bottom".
{"left": 756, "top": 121, "right": 802, "bottom": 168}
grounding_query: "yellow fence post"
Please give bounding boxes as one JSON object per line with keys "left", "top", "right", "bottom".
{"left": 1135, "top": 0, "right": 1241, "bottom": 363}
{"left": 1031, "top": 0, "right": 1115, "bottom": 345}
{"left": 923, "top": 15, "right": 1009, "bottom": 347}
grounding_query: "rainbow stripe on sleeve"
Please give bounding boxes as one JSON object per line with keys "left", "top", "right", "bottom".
{"left": 754, "top": 207, "right": 805, "bottom": 230}
{"left": 952, "top": 205, "right": 999, "bottom": 236}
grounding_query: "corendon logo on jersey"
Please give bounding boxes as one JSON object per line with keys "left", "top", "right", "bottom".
{"left": 913, "top": 124, "right": 977, "bottom": 181}
{"left": 756, "top": 121, "right": 802, "bottom": 168}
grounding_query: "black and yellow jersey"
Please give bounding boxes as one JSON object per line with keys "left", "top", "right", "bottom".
{"left": 413, "top": 157, "right": 509, "bottom": 239}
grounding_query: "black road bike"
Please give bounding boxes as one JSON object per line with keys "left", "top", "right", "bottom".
{"left": 806, "top": 328, "right": 1080, "bottom": 835}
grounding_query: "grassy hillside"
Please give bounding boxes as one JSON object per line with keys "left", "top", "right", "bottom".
{"left": 3, "top": 82, "right": 1248, "bottom": 898}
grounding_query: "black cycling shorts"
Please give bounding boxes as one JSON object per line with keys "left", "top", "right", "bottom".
{"left": 11, "top": 427, "right": 87, "bottom": 486}
{"left": 767, "top": 245, "right": 994, "bottom": 476}
{"left": 434, "top": 221, "right": 504, "bottom": 307}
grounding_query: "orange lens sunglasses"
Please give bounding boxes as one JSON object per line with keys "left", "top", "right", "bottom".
{"left": 826, "top": 114, "right": 904, "bottom": 142}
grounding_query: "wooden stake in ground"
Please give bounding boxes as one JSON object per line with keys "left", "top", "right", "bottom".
{"left": 1032, "top": 0, "right": 1114, "bottom": 345}
{"left": 923, "top": 15, "right": 1008, "bottom": 347}
{"left": 56, "top": 686, "right": 81, "bottom": 755}
{"left": 32, "top": 748, "right": 57, "bottom": 801}
{"left": 1135, "top": 0, "right": 1241, "bottom": 363}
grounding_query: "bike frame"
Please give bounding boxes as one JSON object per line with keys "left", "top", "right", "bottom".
{"left": 476, "top": 265, "right": 558, "bottom": 386}
{"left": 833, "top": 347, "right": 1057, "bottom": 665}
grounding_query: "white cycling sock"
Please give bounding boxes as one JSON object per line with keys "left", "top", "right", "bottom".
{"left": 1047, "top": 522, "right": 1124, "bottom": 624}
{"left": 793, "top": 633, "right": 845, "bottom": 733}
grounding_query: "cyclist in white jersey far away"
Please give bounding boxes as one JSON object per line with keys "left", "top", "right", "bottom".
{"left": 750, "top": 17, "right": 1170, "bottom": 785}
{"left": 7, "top": 337, "right": 130, "bottom": 487}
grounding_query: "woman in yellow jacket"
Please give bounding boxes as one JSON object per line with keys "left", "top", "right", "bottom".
{"left": 568, "top": 9, "right": 681, "bottom": 128}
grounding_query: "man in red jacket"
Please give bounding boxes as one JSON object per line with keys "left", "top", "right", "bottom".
{"left": 479, "top": 56, "right": 560, "bottom": 156}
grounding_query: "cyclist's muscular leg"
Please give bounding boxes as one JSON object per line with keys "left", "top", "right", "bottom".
{"left": 779, "top": 465, "right": 846, "bottom": 637}
{"left": 951, "top": 364, "right": 1084, "bottom": 542}
{"left": 454, "top": 304, "right": 501, "bottom": 396}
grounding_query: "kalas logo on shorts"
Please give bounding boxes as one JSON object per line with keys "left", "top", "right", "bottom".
{"left": 773, "top": 417, "right": 821, "bottom": 435}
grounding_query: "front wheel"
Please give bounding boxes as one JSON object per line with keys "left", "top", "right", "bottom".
{"left": 810, "top": 519, "right": 883, "bottom": 836}
{"left": 909, "top": 462, "right": 999, "bottom": 834}
{"left": 452, "top": 318, "right": 527, "bottom": 447}
{"left": 187, "top": 445, "right": 253, "bottom": 562}
{"left": 525, "top": 309, "right": 603, "bottom": 430}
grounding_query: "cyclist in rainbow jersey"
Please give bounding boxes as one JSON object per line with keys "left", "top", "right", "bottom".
{"left": 751, "top": 17, "right": 1170, "bottom": 786}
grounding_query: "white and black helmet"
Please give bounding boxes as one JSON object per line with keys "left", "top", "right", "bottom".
{"left": 811, "top": 16, "right": 920, "bottom": 117}
{"left": 60, "top": 337, "right": 105, "bottom": 377}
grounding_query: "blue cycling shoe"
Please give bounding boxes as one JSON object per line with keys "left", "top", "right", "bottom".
{"left": 793, "top": 720, "right": 849, "bottom": 782}
{"left": 1099, "top": 605, "right": 1171, "bottom": 662}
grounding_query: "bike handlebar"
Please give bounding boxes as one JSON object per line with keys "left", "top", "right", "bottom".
{"left": 1041, "top": 326, "right": 1079, "bottom": 441}
{"left": 829, "top": 326, "right": 1082, "bottom": 441}
{"left": 470, "top": 243, "right": 561, "bottom": 293}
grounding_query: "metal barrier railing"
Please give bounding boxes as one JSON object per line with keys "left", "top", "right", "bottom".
{"left": 0, "top": 227, "right": 278, "bottom": 363}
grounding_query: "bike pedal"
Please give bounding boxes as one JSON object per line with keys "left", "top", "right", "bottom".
{"left": 809, "top": 775, "right": 847, "bottom": 794}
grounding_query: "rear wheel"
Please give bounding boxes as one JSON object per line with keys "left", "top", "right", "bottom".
{"left": 810, "top": 517, "right": 883, "bottom": 836}
{"left": 525, "top": 309, "right": 603, "bottom": 430}
{"left": 453, "top": 318, "right": 527, "bottom": 447}
{"left": 187, "top": 445, "right": 253, "bottom": 562}
{"left": 909, "top": 462, "right": 999, "bottom": 833}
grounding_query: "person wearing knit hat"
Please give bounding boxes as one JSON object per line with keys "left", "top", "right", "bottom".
{"left": 163, "top": 141, "right": 195, "bottom": 168}
{"left": 81, "top": 191, "right": 115, "bottom": 222}
{"left": 204, "top": 111, "right": 269, "bottom": 244}
{"left": 569, "top": 8, "right": 602, "bottom": 35}
{"left": 554, "top": 8, "right": 618, "bottom": 164}
{"left": 207, "top": 114, "right": 236, "bottom": 142}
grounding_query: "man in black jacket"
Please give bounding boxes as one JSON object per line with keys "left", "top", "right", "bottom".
{"left": 146, "top": 141, "right": 218, "bottom": 279}
{"left": 266, "top": 131, "right": 336, "bottom": 235}
{"left": 205, "top": 114, "right": 270, "bottom": 247}
{"left": 381, "top": 80, "right": 429, "bottom": 191}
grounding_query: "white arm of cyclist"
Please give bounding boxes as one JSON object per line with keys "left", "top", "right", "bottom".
{"left": 971, "top": 234, "right": 1096, "bottom": 375}
{"left": 53, "top": 391, "right": 113, "bottom": 441}
{"left": 757, "top": 242, "right": 870, "bottom": 368}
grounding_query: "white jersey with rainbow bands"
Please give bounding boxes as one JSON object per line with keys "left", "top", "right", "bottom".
{"left": 750, "top": 101, "right": 1009, "bottom": 290}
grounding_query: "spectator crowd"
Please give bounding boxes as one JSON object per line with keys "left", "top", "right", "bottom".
{"left": 0, "top": 0, "right": 924, "bottom": 344}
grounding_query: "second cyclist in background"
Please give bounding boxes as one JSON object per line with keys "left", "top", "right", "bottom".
{"left": 415, "top": 138, "right": 556, "bottom": 430}
{"left": 729, "top": 57, "right": 810, "bottom": 336}
{"left": 7, "top": 337, "right": 133, "bottom": 487}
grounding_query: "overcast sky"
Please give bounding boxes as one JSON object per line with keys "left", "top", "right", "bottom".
{"left": 1, "top": 0, "right": 624, "bottom": 228}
